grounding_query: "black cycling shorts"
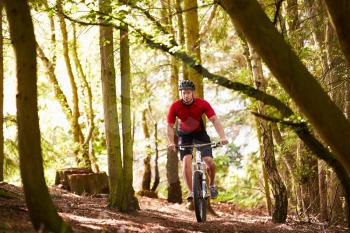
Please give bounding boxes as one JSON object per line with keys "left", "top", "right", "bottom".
{"left": 178, "top": 130, "right": 212, "bottom": 160}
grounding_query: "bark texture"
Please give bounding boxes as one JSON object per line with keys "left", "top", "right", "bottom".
{"left": 120, "top": 4, "right": 139, "bottom": 211}
{"left": 184, "top": 0, "right": 203, "bottom": 98}
{"left": 72, "top": 23, "right": 99, "bottom": 172}
{"left": 141, "top": 110, "right": 152, "bottom": 191}
{"left": 4, "top": 0, "right": 73, "bottom": 231}
{"left": 324, "top": 0, "right": 350, "bottom": 66}
{"left": 151, "top": 122, "right": 160, "bottom": 192}
{"left": 0, "top": 3, "right": 3, "bottom": 182}
{"left": 162, "top": 0, "right": 182, "bottom": 204}
{"left": 99, "top": 0, "right": 123, "bottom": 209}
{"left": 175, "top": 0, "right": 188, "bottom": 80}
{"left": 249, "top": 44, "right": 288, "bottom": 222}
{"left": 57, "top": 0, "right": 91, "bottom": 167}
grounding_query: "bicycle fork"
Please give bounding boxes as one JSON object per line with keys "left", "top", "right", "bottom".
{"left": 193, "top": 150, "right": 209, "bottom": 199}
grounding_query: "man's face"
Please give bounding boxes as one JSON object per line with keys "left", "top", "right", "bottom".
{"left": 181, "top": 89, "right": 194, "bottom": 104}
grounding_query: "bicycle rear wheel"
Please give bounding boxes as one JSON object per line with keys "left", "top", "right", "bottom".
{"left": 193, "top": 170, "right": 207, "bottom": 222}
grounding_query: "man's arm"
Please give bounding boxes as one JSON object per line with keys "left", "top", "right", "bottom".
{"left": 209, "top": 115, "right": 228, "bottom": 145}
{"left": 167, "top": 123, "right": 176, "bottom": 150}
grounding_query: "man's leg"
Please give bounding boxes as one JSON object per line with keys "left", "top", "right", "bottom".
{"left": 182, "top": 154, "right": 193, "bottom": 193}
{"left": 203, "top": 156, "right": 216, "bottom": 186}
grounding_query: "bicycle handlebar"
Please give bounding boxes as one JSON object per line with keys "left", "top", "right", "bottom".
{"left": 178, "top": 142, "right": 222, "bottom": 150}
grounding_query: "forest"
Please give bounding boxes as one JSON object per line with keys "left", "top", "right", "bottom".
{"left": 0, "top": 0, "right": 350, "bottom": 232}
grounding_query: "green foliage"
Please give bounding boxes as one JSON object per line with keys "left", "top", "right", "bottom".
{"left": 214, "top": 151, "right": 265, "bottom": 208}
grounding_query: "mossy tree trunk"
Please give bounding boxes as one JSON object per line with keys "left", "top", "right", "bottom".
{"left": 151, "top": 122, "right": 160, "bottom": 191}
{"left": 297, "top": 144, "right": 320, "bottom": 220}
{"left": 160, "top": 0, "right": 182, "bottom": 204}
{"left": 0, "top": 3, "right": 3, "bottom": 182}
{"left": 272, "top": 124, "right": 301, "bottom": 211}
{"left": 249, "top": 44, "right": 288, "bottom": 223}
{"left": 57, "top": 0, "right": 91, "bottom": 168}
{"left": 72, "top": 23, "right": 99, "bottom": 172}
{"left": 43, "top": 0, "right": 57, "bottom": 68}
{"left": 324, "top": 0, "right": 350, "bottom": 66}
{"left": 318, "top": 160, "right": 328, "bottom": 221}
{"left": 255, "top": 119, "right": 272, "bottom": 216}
{"left": 184, "top": 0, "right": 203, "bottom": 98}
{"left": 120, "top": 14, "right": 140, "bottom": 211}
{"left": 4, "top": 0, "right": 73, "bottom": 231}
{"left": 99, "top": 0, "right": 123, "bottom": 209}
{"left": 141, "top": 109, "right": 152, "bottom": 191}
{"left": 175, "top": 0, "right": 188, "bottom": 80}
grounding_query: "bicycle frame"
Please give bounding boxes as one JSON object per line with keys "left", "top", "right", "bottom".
{"left": 193, "top": 149, "right": 208, "bottom": 199}
{"left": 179, "top": 142, "right": 220, "bottom": 222}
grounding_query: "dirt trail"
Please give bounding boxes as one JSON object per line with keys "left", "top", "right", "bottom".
{"left": 0, "top": 183, "right": 347, "bottom": 232}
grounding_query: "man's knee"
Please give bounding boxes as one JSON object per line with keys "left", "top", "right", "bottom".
{"left": 204, "top": 157, "right": 215, "bottom": 170}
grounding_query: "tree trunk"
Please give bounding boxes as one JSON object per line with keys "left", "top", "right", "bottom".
{"left": 4, "top": 0, "right": 73, "bottom": 232}
{"left": 37, "top": 43, "right": 95, "bottom": 169}
{"left": 175, "top": 0, "right": 188, "bottom": 80}
{"left": 57, "top": 0, "right": 91, "bottom": 168}
{"left": 319, "top": 160, "right": 328, "bottom": 221}
{"left": 304, "top": 0, "right": 327, "bottom": 70}
{"left": 272, "top": 124, "right": 302, "bottom": 212}
{"left": 37, "top": 44, "right": 72, "bottom": 121}
{"left": 0, "top": 3, "right": 3, "bottom": 182}
{"left": 324, "top": 0, "right": 350, "bottom": 66}
{"left": 43, "top": 0, "right": 57, "bottom": 68}
{"left": 184, "top": 0, "right": 203, "bottom": 98}
{"left": 219, "top": 0, "right": 350, "bottom": 178}
{"left": 329, "top": 170, "right": 345, "bottom": 224}
{"left": 72, "top": 23, "right": 99, "bottom": 172}
{"left": 99, "top": 0, "right": 123, "bottom": 209}
{"left": 161, "top": 0, "right": 182, "bottom": 204}
{"left": 120, "top": 12, "right": 140, "bottom": 212}
{"left": 199, "top": 4, "right": 218, "bottom": 40}
{"left": 141, "top": 109, "right": 152, "bottom": 191}
{"left": 249, "top": 44, "right": 288, "bottom": 223}
{"left": 151, "top": 122, "right": 160, "bottom": 192}
{"left": 297, "top": 143, "right": 319, "bottom": 220}
{"left": 256, "top": 119, "right": 272, "bottom": 215}
{"left": 260, "top": 121, "right": 288, "bottom": 223}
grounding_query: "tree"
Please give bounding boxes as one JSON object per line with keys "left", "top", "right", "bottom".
{"left": 141, "top": 109, "right": 152, "bottom": 192}
{"left": 159, "top": 0, "right": 182, "bottom": 204}
{"left": 3, "top": 0, "right": 73, "bottom": 231}
{"left": 57, "top": 0, "right": 91, "bottom": 167}
{"left": 120, "top": 7, "right": 140, "bottom": 210}
{"left": 184, "top": 0, "right": 203, "bottom": 98}
{"left": 324, "top": 0, "right": 350, "bottom": 66}
{"left": 99, "top": 0, "right": 139, "bottom": 212}
{"left": 72, "top": 23, "right": 99, "bottom": 172}
{"left": 175, "top": 0, "right": 188, "bottom": 80}
{"left": 219, "top": 0, "right": 350, "bottom": 226}
{"left": 0, "top": 3, "right": 3, "bottom": 182}
{"left": 219, "top": 0, "right": 350, "bottom": 178}
{"left": 99, "top": 0, "right": 123, "bottom": 209}
{"left": 249, "top": 44, "right": 288, "bottom": 222}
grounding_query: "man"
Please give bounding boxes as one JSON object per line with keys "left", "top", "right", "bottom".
{"left": 167, "top": 80, "right": 228, "bottom": 201}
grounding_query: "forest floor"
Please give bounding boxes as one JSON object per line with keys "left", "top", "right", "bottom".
{"left": 0, "top": 182, "right": 348, "bottom": 233}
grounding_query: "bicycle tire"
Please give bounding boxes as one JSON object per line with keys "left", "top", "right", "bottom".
{"left": 193, "top": 170, "right": 207, "bottom": 222}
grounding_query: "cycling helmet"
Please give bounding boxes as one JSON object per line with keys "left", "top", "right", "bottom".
{"left": 179, "top": 80, "right": 195, "bottom": 90}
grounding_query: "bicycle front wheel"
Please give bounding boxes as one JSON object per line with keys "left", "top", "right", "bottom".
{"left": 193, "top": 170, "right": 207, "bottom": 222}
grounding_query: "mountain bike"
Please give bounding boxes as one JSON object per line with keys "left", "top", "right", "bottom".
{"left": 179, "top": 142, "right": 221, "bottom": 222}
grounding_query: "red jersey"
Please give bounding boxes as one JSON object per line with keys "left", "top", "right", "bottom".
{"left": 167, "top": 98, "right": 216, "bottom": 134}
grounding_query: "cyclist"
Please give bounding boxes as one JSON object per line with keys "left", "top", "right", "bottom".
{"left": 167, "top": 80, "right": 228, "bottom": 201}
